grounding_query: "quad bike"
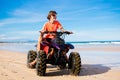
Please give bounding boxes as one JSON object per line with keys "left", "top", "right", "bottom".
{"left": 27, "top": 31, "right": 81, "bottom": 76}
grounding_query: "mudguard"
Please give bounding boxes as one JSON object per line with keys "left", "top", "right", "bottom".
{"left": 50, "top": 42, "right": 60, "bottom": 49}
{"left": 65, "top": 43, "right": 74, "bottom": 49}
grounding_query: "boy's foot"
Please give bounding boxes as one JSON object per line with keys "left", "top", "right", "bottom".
{"left": 29, "top": 59, "right": 37, "bottom": 68}
{"left": 29, "top": 62, "right": 35, "bottom": 68}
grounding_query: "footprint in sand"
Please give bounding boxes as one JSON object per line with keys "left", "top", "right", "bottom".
{"left": 1, "top": 72, "right": 8, "bottom": 76}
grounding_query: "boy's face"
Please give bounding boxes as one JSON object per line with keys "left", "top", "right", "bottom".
{"left": 50, "top": 14, "right": 56, "bottom": 21}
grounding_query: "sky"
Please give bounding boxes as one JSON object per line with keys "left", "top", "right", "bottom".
{"left": 0, "top": 0, "right": 120, "bottom": 42}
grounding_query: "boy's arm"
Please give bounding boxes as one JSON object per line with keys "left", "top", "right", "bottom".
{"left": 60, "top": 27, "right": 65, "bottom": 32}
{"left": 60, "top": 27, "right": 73, "bottom": 34}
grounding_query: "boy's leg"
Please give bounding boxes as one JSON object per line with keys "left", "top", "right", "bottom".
{"left": 37, "top": 35, "right": 43, "bottom": 51}
{"left": 29, "top": 36, "right": 42, "bottom": 67}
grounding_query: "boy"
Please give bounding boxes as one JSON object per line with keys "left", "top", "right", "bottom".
{"left": 37, "top": 10, "right": 65, "bottom": 51}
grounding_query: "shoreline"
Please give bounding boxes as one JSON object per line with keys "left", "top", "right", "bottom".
{"left": 0, "top": 42, "right": 120, "bottom": 53}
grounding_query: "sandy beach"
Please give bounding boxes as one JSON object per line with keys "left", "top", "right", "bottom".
{"left": 0, "top": 45, "right": 120, "bottom": 80}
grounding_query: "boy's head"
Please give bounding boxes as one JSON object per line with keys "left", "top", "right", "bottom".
{"left": 47, "top": 10, "right": 57, "bottom": 20}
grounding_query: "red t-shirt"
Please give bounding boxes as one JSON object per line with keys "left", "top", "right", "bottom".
{"left": 41, "top": 20, "right": 62, "bottom": 38}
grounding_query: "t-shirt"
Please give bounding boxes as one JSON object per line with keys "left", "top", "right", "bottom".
{"left": 41, "top": 20, "right": 62, "bottom": 38}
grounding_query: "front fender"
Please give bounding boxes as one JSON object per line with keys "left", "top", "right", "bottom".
{"left": 66, "top": 43, "right": 74, "bottom": 49}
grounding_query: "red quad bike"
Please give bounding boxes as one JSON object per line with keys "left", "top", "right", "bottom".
{"left": 27, "top": 31, "right": 81, "bottom": 76}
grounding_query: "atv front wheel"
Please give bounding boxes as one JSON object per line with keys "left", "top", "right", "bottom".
{"left": 68, "top": 52, "right": 81, "bottom": 76}
{"left": 27, "top": 50, "right": 37, "bottom": 68}
{"left": 36, "top": 50, "right": 46, "bottom": 76}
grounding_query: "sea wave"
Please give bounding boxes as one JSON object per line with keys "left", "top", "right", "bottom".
{"left": 68, "top": 41, "right": 120, "bottom": 45}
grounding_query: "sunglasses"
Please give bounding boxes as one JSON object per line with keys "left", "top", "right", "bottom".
{"left": 52, "top": 14, "right": 56, "bottom": 17}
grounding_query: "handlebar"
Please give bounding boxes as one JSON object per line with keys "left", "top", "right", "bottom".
{"left": 39, "top": 31, "right": 73, "bottom": 35}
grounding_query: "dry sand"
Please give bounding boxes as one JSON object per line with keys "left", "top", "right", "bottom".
{"left": 0, "top": 47, "right": 120, "bottom": 80}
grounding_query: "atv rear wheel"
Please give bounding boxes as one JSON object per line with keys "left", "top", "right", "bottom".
{"left": 27, "top": 50, "right": 37, "bottom": 68}
{"left": 68, "top": 52, "right": 81, "bottom": 76}
{"left": 36, "top": 50, "right": 46, "bottom": 76}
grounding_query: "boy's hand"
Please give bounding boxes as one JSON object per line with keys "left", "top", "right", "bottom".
{"left": 39, "top": 31, "right": 44, "bottom": 36}
{"left": 65, "top": 31, "right": 73, "bottom": 34}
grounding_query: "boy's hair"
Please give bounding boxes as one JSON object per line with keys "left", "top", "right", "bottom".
{"left": 47, "top": 10, "right": 57, "bottom": 20}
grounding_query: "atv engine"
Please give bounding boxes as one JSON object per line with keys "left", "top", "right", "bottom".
{"left": 52, "top": 37, "right": 65, "bottom": 45}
